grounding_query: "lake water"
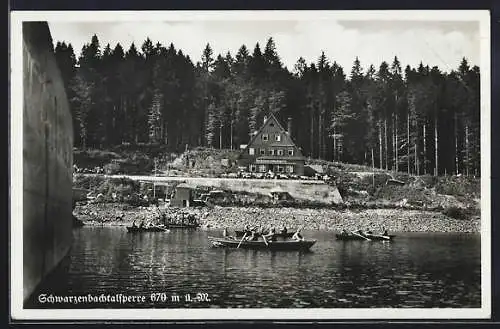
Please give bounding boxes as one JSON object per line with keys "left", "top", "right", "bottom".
{"left": 26, "top": 227, "right": 481, "bottom": 308}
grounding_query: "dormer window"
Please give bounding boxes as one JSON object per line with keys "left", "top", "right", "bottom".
{"left": 249, "top": 148, "right": 255, "bottom": 155}
{"left": 275, "top": 134, "right": 281, "bottom": 142}
{"left": 260, "top": 148, "right": 266, "bottom": 155}
{"left": 277, "top": 149, "right": 284, "bottom": 156}
{"left": 288, "top": 149, "right": 294, "bottom": 156}
{"left": 269, "top": 149, "right": 275, "bottom": 155}
{"left": 262, "top": 134, "right": 269, "bottom": 141}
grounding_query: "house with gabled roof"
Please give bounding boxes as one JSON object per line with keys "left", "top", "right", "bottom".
{"left": 238, "top": 113, "right": 306, "bottom": 176}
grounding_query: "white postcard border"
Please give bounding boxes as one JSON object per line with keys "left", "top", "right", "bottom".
{"left": 10, "top": 9, "right": 492, "bottom": 321}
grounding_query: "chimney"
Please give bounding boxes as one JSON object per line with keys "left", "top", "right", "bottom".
{"left": 263, "top": 115, "right": 268, "bottom": 125}
{"left": 287, "top": 117, "right": 292, "bottom": 135}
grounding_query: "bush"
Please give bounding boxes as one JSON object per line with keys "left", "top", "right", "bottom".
{"left": 435, "top": 176, "right": 480, "bottom": 198}
{"left": 335, "top": 172, "right": 388, "bottom": 199}
{"left": 442, "top": 206, "right": 468, "bottom": 220}
{"left": 374, "top": 184, "right": 431, "bottom": 206}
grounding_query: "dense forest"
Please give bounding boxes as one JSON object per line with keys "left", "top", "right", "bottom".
{"left": 54, "top": 35, "right": 480, "bottom": 177}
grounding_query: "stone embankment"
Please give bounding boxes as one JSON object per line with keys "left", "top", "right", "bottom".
{"left": 74, "top": 203, "right": 480, "bottom": 233}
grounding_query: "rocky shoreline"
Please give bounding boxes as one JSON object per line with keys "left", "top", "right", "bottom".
{"left": 73, "top": 202, "right": 480, "bottom": 233}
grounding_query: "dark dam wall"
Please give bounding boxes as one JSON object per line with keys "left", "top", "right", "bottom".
{"left": 23, "top": 22, "right": 74, "bottom": 302}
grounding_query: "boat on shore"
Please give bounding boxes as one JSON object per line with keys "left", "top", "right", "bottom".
{"left": 234, "top": 230, "right": 294, "bottom": 239}
{"left": 336, "top": 232, "right": 396, "bottom": 241}
{"left": 208, "top": 236, "right": 316, "bottom": 251}
{"left": 158, "top": 211, "right": 200, "bottom": 230}
{"left": 126, "top": 225, "right": 169, "bottom": 233}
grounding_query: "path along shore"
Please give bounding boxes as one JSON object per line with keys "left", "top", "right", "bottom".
{"left": 74, "top": 203, "right": 480, "bottom": 233}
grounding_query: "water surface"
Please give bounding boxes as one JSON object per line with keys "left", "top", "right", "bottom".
{"left": 27, "top": 227, "right": 481, "bottom": 308}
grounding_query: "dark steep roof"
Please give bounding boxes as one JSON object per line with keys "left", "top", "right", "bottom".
{"left": 245, "top": 113, "right": 292, "bottom": 148}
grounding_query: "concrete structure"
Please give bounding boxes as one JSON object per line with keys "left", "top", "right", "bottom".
{"left": 170, "top": 183, "right": 194, "bottom": 207}
{"left": 238, "top": 114, "right": 306, "bottom": 176}
{"left": 122, "top": 175, "right": 343, "bottom": 205}
{"left": 23, "top": 22, "right": 74, "bottom": 302}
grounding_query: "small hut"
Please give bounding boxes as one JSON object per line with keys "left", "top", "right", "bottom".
{"left": 170, "top": 183, "right": 194, "bottom": 208}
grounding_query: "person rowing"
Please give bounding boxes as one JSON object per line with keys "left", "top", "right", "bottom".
{"left": 263, "top": 226, "right": 277, "bottom": 242}
{"left": 292, "top": 228, "right": 304, "bottom": 241}
{"left": 280, "top": 225, "right": 288, "bottom": 234}
{"left": 246, "top": 230, "right": 258, "bottom": 241}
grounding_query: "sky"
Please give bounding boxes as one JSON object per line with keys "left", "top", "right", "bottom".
{"left": 48, "top": 19, "right": 480, "bottom": 73}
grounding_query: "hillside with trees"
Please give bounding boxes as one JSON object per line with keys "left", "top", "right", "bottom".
{"left": 55, "top": 35, "right": 480, "bottom": 177}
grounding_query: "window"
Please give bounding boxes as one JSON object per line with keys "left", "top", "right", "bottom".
{"left": 250, "top": 165, "right": 256, "bottom": 172}
{"left": 277, "top": 149, "right": 284, "bottom": 156}
{"left": 286, "top": 165, "right": 294, "bottom": 173}
{"left": 262, "top": 134, "right": 269, "bottom": 141}
{"left": 258, "top": 165, "right": 266, "bottom": 172}
{"left": 249, "top": 148, "right": 255, "bottom": 155}
{"left": 269, "top": 149, "right": 275, "bottom": 155}
{"left": 275, "top": 134, "right": 281, "bottom": 142}
{"left": 277, "top": 165, "right": 284, "bottom": 173}
{"left": 260, "top": 148, "right": 266, "bottom": 155}
{"left": 288, "top": 149, "right": 294, "bottom": 156}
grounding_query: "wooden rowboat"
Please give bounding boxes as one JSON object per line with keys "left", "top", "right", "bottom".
{"left": 335, "top": 233, "right": 396, "bottom": 241}
{"left": 126, "top": 225, "right": 169, "bottom": 233}
{"left": 208, "top": 236, "right": 316, "bottom": 251}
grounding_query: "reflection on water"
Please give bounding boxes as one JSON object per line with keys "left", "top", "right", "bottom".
{"left": 26, "top": 227, "right": 481, "bottom": 308}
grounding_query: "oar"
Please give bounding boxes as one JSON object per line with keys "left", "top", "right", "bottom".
{"left": 351, "top": 231, "right": 371, "bottom": 241}
{"left": 262, "top": 234, "right": 269, "bottom": 246}
{"left": 378, "top": 226, "right": 391, "bottom": 240}
{"left": 237, "top": 233, "right": 247, "bottom": 249}
{"left": 374, "top": 234, "right": 391, "bottom": 240}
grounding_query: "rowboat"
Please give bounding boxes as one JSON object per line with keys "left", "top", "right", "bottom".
{"left": 335, "top": 233, "right": 396, "bottom": 241}
{"left": 126, "top": 225, "right": 169, "bottom": 233}
{"left": 234, "top": 230, "right": 295, "bottom": 239}
{"left": 208, "top": 236, "right": 316, "bottom": 251}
